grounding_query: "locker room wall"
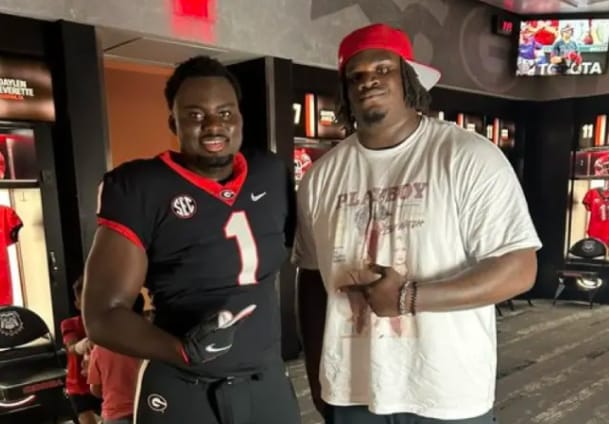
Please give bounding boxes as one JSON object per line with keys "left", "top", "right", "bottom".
{"left": 0, "top": 14, "right": 104, "bottom": 339}
{"left": 103, "top": 59, "right": 179, "bottom": 167}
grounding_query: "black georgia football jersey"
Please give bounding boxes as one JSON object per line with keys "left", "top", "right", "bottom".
{"left": 97, "top": 149, "right": 295, "bottom": 377}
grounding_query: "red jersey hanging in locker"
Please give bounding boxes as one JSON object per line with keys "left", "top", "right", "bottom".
{"left": 0, "top": 205, "right": 22, "bottom": 305}
{"left": 583, "top": 187, "right": 609, "bottom": 245}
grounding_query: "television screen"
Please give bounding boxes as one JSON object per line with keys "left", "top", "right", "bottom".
{"left": 516, "top": 19, "right": 609, "bottom": 76}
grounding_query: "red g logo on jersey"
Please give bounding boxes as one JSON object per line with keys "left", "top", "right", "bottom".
{"left": 220, "top": 189, "right": 236, "bottom": 199}
{"left": 171, "top": 195, "right": 197, "bottom": 219}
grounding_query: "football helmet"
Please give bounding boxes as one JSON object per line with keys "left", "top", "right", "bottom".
{"left": 594, "top": 154, "right": 609, "bottom": 176}
{"left": 294, "top": 148, "right": 313, "bottom": 182}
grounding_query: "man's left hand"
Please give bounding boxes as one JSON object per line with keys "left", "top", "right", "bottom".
{"left": 340, "top": 265, "right": 404, "bottom": 317}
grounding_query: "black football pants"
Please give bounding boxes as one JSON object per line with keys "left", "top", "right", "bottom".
{"left": 326, "top": 406, "right": 497, "bottom": 424}
{"left": 133, "top": 359, "right": 301, "bottom": 424}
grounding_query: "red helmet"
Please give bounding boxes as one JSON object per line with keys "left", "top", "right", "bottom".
{"left": 594, "top": 153, "right": 609, "bottom": 176}
{"left": 294, "top": 148, "right": 313, "bottom": 181}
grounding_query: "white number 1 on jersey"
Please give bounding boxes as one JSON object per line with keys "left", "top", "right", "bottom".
{"left": 224, "top": 211, "right": 259, "bottom": 285}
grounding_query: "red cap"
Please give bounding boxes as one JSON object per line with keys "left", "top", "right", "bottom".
{"left": 338, "top": 23, "right": 441, "bottom": 90}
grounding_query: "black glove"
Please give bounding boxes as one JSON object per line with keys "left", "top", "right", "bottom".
{"left": 181, "top": 305, "right": 256, "bottom": 364}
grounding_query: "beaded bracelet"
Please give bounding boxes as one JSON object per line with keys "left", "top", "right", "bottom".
{"left": 409, "top": 281, "right": 418, "bottom": 316}
{"left": 398, "top": 281, "right": 418, "bottom": 316}
{"left": 398, "top": 281, "right": 411, "bottom": 315}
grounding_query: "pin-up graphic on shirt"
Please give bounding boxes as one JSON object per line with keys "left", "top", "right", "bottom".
{"left": 344, "top": 196, "right": 387, "bottom": 336}
{"left": 385, "top": 234, "right": 415, "bottom": 338}
{"left": 335, "top": 191, "right": 419, "bottom": 338}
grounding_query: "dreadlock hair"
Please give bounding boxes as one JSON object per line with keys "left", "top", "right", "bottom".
{"left": 336, "top": 59, "right": 432, "bottom": 133}
{"left": 164, "top": 55, "right": 242, "bottom": 110}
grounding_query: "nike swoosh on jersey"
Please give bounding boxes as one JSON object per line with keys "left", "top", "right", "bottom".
{"left": 205, "top": 343, "right": 233, "bottom": 353}
{"left": 251, "top": 192, "right": 267, "bottom": 202}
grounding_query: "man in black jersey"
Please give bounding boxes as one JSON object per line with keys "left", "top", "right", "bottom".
{"left": 82, "top": 56, "right": 300, "bottom": 424}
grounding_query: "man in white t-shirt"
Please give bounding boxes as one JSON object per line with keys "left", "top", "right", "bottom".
{"left": 293, "top": 23, "right": 541, "bottom": 424}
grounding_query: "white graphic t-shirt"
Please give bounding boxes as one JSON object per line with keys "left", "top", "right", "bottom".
{"left": 293, "top": 116, "right": 541, "bottom": 419}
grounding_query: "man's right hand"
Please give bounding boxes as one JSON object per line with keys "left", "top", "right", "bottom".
{"left": 181, "top": 305, "right": 255, "bottom": 364}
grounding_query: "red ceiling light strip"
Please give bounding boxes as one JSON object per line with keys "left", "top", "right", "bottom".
{"left": 172, "top": 0, "right": 215, "bottom": 20}
{"left": 169, "top": 0, "right": 217, "bottom": 42}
